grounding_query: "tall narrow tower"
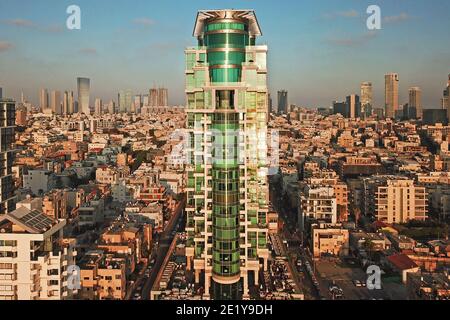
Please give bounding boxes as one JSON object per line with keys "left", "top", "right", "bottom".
{"left": 385, "top": 73, "right": 399, "bottom": 119}
{"left": 77, "top": 77, "right": 90, "bottom": 115}
{"left": 408, "top": 87, "right": 422, "bottom": 119}
{"left": 360, "top": 82, "right": 373, "bottom": 118}
{"left": 185, "top": 10, "right": 270, "bottom": 300}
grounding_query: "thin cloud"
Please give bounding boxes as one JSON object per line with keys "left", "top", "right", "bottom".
{"left": 323, "top": 9, "right": 359, "bottom": 19}
{"left": 43, "top": 25, "right": 65, "bottom": 33}
{"left": 327, "top": 31, "right": 377, "bottom": 47}
{"left": 79, "top": 48, "right": 98, "bottom": 55}
{"left": 2, "top": 18, "right": 35, "bottom": 27}
{"left": 133, "top": 18, "right": 155, "bottom": 27}
{"left": 0, "top": 41, "right": 13, "bottom": 52}
{"left": 2, "top": 18, "right": 64, "bottom": 33}
{"left": 384, "top": 13, "right": 412, "bottom": 24}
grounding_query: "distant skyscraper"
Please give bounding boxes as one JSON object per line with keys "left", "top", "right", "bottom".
{"left": 149, "top": 88, "right": 158, "bottom": 107}
{"left": 346, "top": 94, "right": 361, "bottom": 119}
{"left": 184, "top": 9, "right": 269, "bottom": 300}
{"left": 39, "top": 88, "right": 49, "bottom": 111}
{"left": 158, "top": 88, "right": 169, "bottom": 107}
{"left": 94, "top": 98, "right": 102, "bottom": 115}
{"left": 133, "top": 95, "right": 142, "bottom": 113}
{"left": 0, "top": 96, "right": 16, "bottom": 214}
{"left": 277, "top": 90, "right": 288, "bottom": 114}
{"left": 63, "top": 91, "right": 74, "bottom": 115}
{"left": 409, "top": 87, "right": 422, "bottom": 119}
{"left": 148, "top": 87, "right": 169, "bottom": 107}
{"left": 402, "top": 103, "right": 410, "bottom": 120}
{"left": 0, "top": 87, "right": 3, "bottom": 99}
{"left": 360, "top": 82, "right": 373, "bottom": 117}
{"left": 385, "top": 73, "right": 399, "bottom": 119}
{"left": 333, "top": 101, "right": 348, "bottom": 117}
{"left": 118, "top": 90, "right": 133, "bottom": 113}
{"left": 443, "top": 74, "right": 450, "bottom": 121}
{"left": 77, "top": 77, "right": 90, "bottom": 114}
{"left": 143, "top": 94, "right": 149, "bottom": 107}
{"left": 108, "top": 100, "right": 116, "bottom": 114}
{"left": 50, "top": 90, "right": 61, "bottom": 114}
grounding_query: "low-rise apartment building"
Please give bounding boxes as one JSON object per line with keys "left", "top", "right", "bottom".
{"left": 311, "top": 223, "right": 349, "bottom": 258}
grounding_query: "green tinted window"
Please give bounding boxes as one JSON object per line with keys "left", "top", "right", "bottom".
{"left": 205, "top": 33, "right": 249, "bottom": 48}
{"left": 205, "top": 22, "right": 246, "bottom": 32}
{"left": 208, "top": 51, "right": 245, "bottom": 66}
{"left": 186, "top": 53, "right": 196, "bottom": 69}
{"left": 210, "top": 68, "right": 241, "bottom": 83}
{"left": 195, "top": 70, "right": 205, "bottom": 87}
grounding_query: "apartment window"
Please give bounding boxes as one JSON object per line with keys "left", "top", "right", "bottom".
{"left": 0, "top": 240, "right": 17, "bottom": 247}
{"left": 0, "top": 252, "right": 16, "bottom": 258}
{"left": 105, "top": 276, "right": 112, "bottom": 281}
{"left": 0, "top": 285, "right": 13, "bottom": 291}
{"left": 115, "top": 275, "right": 121, "bottom": 280}
{"left": 48, "top": 269, "right": 59, "bottom": 276}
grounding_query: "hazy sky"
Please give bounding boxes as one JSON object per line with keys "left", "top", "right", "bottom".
{"left": 0, "top": 0, "right": 449, "bottom": 108}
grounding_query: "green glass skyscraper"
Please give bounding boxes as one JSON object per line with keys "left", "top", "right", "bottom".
{"left": 185, "top": 10, "right": 270, "bottom": 300}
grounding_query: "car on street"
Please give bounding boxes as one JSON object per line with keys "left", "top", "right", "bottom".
{"left": 353, "top": 280, "right": 362, "bottom": 287}
{"left": 132, "top": 293, "right": 142, "bottom": 300}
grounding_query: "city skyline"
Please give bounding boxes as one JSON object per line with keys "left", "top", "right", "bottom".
{"left": 0, "top": 0, "right": 449, "bottom": 107}
{"left": 1, "top": 3, "right": 450, "bottom": 304}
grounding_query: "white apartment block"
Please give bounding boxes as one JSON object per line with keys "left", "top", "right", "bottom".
{"left": 0, "top": 207, "right": 77, "bottom": 300}
{"left": 299, "top": 186, "right": 338, "bottom": 230}
{"left": 376, "top": 179, "right": 427, "bottom": 223}
{"left": 23, "top": 169, "right": 57, "bottom": 196}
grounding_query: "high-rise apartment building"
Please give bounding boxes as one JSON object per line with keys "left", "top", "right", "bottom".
{"left": 143, "top": 94, "right": 149, "bottom": 107}
{"left": 346, "top": 94, "right": 361, "bottom": 119}
{"left": 149, "top": 88, "right": 158, "bottom": 107}
{"left": 0, "top": 87, "right": 2, "bottom": 99}
{"left": 385, "top": 73, "right": 399, "bottom": 119}
{"left": 409, "top": 87, "right": 422, "bottom": 119}
{"left": 39, "top": 88, "right": 49, "bottom": 111}
{"left": 107, "top": 100, "right": 116, "bottom": 114}
{"left": 94, "top": 98, "right": 102, "bottom": 115}
{"left": 50, "top": 90, "right": 61, "bottom": 115}
{"left": 332, "top": 101, "right": 348, "bottom": 118}
{"left": 277, "top": 90, "right": 288, "bottom": 114}
{"left": 77, "top": 77, "right": 90, "bottom": 115}
{"left": 149, "top": 87, "right": 169, "bottom": 107}
{"left": 63, "top": 91, "right": 74, "bottom": 115}
{"left": 133, "top": 95, "right": 142, "bottom": 113}
{"left": 376, "top": 179, "right": 427, "bottom": 224}
{"left": 118, "top": 90, "right": 133, "bottom": 113}
{"left": 184, "top": 10, "right": 270, "bottom": 300}
{"left": 360, "top": 82, "right": 372, "bottom": 117}
{"left": 158, "top": 88, "right": 169, "bottom": 107}
{"left": 0, "top": 97, "right": 16, "bottom": 215}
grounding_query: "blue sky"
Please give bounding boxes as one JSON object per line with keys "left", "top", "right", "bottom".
{"left": 0, "top": 0, "right": 449, "bottom": 108}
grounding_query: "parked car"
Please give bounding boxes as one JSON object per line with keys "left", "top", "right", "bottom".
{"left": 353, "top": 280, "right": 362, "bottom": 287}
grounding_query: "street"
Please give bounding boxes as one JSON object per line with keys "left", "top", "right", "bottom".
{"left": 139, "top": 196, "right": 186, "bottom": 300}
